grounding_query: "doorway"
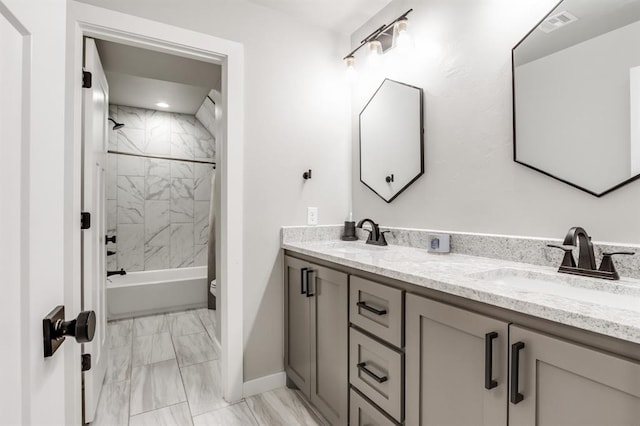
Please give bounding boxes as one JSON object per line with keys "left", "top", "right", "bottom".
{"left": 83, "top": 35, "right": 226, "bottom": 422}
{"left": 68, "top": 2, "right": 245, "bottom": 421}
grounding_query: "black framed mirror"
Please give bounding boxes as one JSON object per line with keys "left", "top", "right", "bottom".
{"left": 359, "top": 78, "right": 424, "bottom": 203}
{"left": 513, "top": 0, "right": 640, "bottom": 196}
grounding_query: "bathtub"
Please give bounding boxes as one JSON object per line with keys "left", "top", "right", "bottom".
{"left": 107, "top": 266, "right": 208, "bottom": 320}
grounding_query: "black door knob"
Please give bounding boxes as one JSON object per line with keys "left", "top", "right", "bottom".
{"left": 43, "top": 306, "right": 96, "bottom": 357}
{"left": 58, "top": 310, "right": 96, "bottom": 343}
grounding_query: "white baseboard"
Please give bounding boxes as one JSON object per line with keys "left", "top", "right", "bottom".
{"left": 243, "top": 371, "right": 286, "bottom": 397}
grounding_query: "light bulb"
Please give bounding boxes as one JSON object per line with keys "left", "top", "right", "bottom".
{"left": 344, "top": 56, "right": 356, "bottom": 79}
{"left": 393, "top": 18, "right": 413, "bottom": 52}
{"left": 367, "top": 40, "right": 383, "bottom": 67}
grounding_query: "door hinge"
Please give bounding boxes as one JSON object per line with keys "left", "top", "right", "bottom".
{"left": 81, "top": 354, "right": 92, "bottom": 372}
{"left": 81, "top": 212, "right": 91, "bottom": 230}
{"left": 82, "top": 70, "right": 92, "bottom": 89}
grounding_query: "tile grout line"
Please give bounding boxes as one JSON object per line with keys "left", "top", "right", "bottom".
{"left": 170, "top": 314, "right": 196, "bottom": 424}
{"left": 244, "top": 397, "right": 262, "bottom": 426}
{"left": 187, "top": 309, "right": 223, "bottom": 423}
{"left": 127, "top": 317, "right": 136, "bottom": 426}
{"left": 128, "top": 314, "right": 183, "bottom": 419}
{"left": 129, "top": 401, "right": 188, "bottom": 422}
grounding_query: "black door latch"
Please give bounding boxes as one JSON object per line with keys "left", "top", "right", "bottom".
{"left": 82, "top": 354, "right": 92, "bottom": 372}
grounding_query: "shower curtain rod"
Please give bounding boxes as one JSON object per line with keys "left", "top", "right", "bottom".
{"left": 107, "top": 150, "right": 216, "bottom": 169}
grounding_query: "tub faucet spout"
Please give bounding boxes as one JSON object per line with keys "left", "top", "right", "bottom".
{"left": 107, "top": 268, "right": 126, "bottom": 277}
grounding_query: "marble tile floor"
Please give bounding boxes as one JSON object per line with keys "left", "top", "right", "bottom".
{"left": 95, "top": 309, "right": 327, "bottom": 425}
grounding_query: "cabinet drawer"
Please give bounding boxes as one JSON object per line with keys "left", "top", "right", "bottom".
{"left": 350, "top": 276, "right": 403, "bottom": 348}
{"left": 350, "top": 388, "right": 397, "bottom": 426}
{"left": 349, "top": 328, "right": 403, "bottom": 423}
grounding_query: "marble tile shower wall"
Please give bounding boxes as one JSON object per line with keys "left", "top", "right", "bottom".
{"left": 106, "top": 105, "right": 216, "bottom": 272}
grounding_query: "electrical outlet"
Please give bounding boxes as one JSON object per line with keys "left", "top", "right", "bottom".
{"left": 307, "top": 207, "right": 318, "bottom": 225}
{"left": 427, "top": 233, "right": 450, "bottom": 253}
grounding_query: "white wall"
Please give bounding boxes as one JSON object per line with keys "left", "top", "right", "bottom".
{"left": 76, "top": 0, "right": 351, "bottom": 381}
{"left": 351, "top": 0, "right": 640, "bottom": 244}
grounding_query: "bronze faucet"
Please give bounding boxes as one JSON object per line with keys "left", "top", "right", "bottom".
{"left": 548, "top": 227, "right": 633, "bottom": 280}
{"left": 356, "top": 218, "right": 388, "bottom": 246}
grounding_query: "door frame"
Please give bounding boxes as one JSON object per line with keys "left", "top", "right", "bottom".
{"left": 66, "top": 2, "right": 245, "bottom": 414}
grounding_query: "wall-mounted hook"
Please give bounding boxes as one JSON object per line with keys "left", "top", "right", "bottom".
{"left": 303, "top": 169, "right": 312, "bottom": 180}
{"left": 385, "top": 174, "right": 394, "bottom": 183}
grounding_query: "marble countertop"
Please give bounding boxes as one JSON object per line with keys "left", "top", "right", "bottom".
{"left": 282, "top": 239, "right": 640, "bottom": 344}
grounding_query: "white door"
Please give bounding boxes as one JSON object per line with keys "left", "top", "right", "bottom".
{"left": 0, "top": 5, "right": 28, "bottom": 424}
{"left": 82, "top": 37, "right": 109, "bottom": 424}
{"left": 0, "top": 0, "right": 82, "bottom": 424}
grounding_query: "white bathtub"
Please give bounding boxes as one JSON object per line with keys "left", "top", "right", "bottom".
{"left": 107, "top": 266, "right": 208, "bottom": 320}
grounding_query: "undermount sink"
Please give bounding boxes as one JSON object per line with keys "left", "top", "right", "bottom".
{"left": 327, "top": 244, "right": 387, "bottom": 255}
{"left": 468, "top": 268, "right": 640, "bottom": 313}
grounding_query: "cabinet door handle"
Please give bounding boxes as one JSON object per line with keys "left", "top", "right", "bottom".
{"left": 300, "top": 268, "right": 308, "bottom": 295}
{"left": 305, "top": 269, "right": 314, "bottom": 297}
{"left": 510, "top": 341, "right": 525, "bottom": 404}
{"left": 484, "top": 332, "right": 498, "bottom": 390}
{"left": 356, "top": 301, "right": 387, "bottom": 316}
{"left": 357, "top": 362, "right": 388, "bottom": 383}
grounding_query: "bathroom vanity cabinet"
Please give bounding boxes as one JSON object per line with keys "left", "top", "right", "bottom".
{"left": 284, "top": 256, "right": 348, "bottom": 426}
{"left": 406, "top": 294, "right": 640, "bottom": 425}
{"left": 283, "top": 252, "right": 640, "bottom": 426}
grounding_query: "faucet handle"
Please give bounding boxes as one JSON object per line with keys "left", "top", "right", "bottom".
{"left": 547, "top": 244, "right": 576, "bottom": 267}
{"left": 379, "top": 231, "right": 390, "bottom": 246}
{"left": 598, "top": 251, "right": 634, "bottom": 277}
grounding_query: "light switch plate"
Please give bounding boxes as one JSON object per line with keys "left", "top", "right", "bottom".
{"left": 307, "top": 207, "right": 318, "bottom": 225}
{"left": 427, "top": 233, "right": 450, "bottom": 253}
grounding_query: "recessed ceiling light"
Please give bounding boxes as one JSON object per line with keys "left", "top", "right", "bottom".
{"left": 156, "top": 102, "right": 170, "bottom": 108}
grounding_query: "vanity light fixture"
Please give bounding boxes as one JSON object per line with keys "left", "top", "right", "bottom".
{"left": 342, "top": 9, "right": 413, "bottom": 70}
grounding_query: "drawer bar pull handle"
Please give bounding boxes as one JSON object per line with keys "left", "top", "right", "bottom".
{"left": 305, "top": 269, "right": 314, "bottom": 297}
{"left": 356, "top": 301, "right": 387, "bottom": 316}
{"left": 510, "top": 341, "right": 525, "bottom": 404}
{"left": 484, "top": 331, "right": 498, "bottom": 390}
{"left": 300, "top": 268, "right": 308, "bottom": 295}
{"left": 357, "top": 362, "right": 388, "bottom": 383}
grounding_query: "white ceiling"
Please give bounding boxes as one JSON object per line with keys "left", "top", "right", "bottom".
{"left": 105, "top": 72, "right": 213, "bottom": 115}
{"left": 246, "top": 0, "right": 392, "bottom": 34}
{"left": 95, "top": 40, "right": 221, "bottom": 114}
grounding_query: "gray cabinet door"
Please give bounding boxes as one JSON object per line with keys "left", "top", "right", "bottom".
{"left": 509, "top": 325, "right": 640, "bottom": 426}
{"left": 406, "top": 294, "right": 509, "bottom": 426}
{"left": 284, "top": 256, "right": 311, "bottom": 398}
{"left": 350, "top": 388, "right": 397, "bottom": 426}
{"left": 309, "top": 264, "right": 349, "bottom": 426}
